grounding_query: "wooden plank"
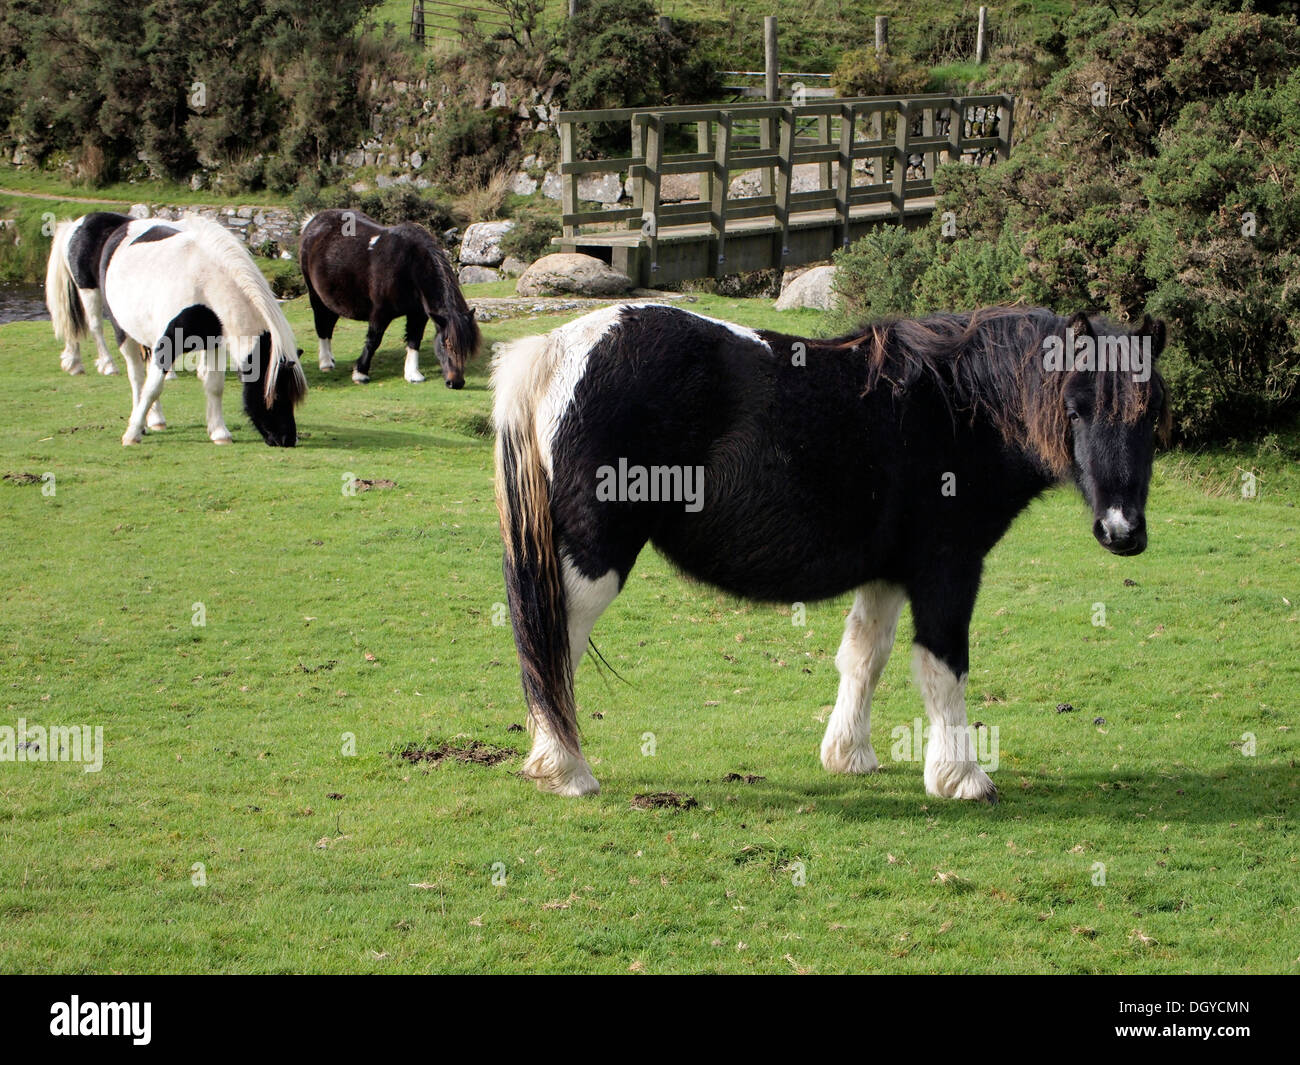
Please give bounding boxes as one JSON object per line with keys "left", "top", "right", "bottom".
{"left": 559, "top": 122, "right": 577, "bottom": 238}
{"left": 997, "top": 96, "right": 1014, "bottom": 162}
{"left": 835, "top": 103, "right": 856, "bottom": 250}
{"left": 643, "top": 114, "right": 664, "bottom": 278}
{"left": 697, "top": 120, "right": 714, "bottom": 203}
{"left": 773, "top": 107, "right": 796, "bottom": 267}
{"left": 817, "top": 114, "right": 832, "bottom": 190}
{"left": 710, "top": 113, "right": 731, "bottom": 274}
{"left": 892, "top": 100, "right": 909, "bottom": 223}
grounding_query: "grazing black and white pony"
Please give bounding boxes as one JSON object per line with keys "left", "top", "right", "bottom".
{"left": 46, "top": 211, "right": 132, "bottom": 377}
{"left": 493, "top": 303, "right": 1170, "bottom": 800}
{"left": 298, "top": 208, "right": 480, "bottom": 388}
{"left": 52, "top": 213, "right": 307, "bottom": 446}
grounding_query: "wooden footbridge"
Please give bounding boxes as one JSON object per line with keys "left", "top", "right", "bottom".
{"left": 553, "top": 93, "right": 1014, "bottom": 286}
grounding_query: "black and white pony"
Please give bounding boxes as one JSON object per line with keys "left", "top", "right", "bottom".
{"left": 46, "top": 211, "right": 132, "bottom": 376}
{"left": 493, "top": 303, "right": 1170, "bottom": 800}
{"left": 298, "top": 208, "right": 481, "bottom": 387}
{"left": 48, "top": 213, "right": 308, "bottom": 446}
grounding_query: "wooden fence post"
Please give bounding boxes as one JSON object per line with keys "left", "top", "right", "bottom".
{"left": 763, "top": 16, "right": 778, "bottom": 197}
{"left": 875, "top": 16, "right": 889, "bottom": 56}
{"left": 976, "top": 7, "right": 988, "bottom": 63}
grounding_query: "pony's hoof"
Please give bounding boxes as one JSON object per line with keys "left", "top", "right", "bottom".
{"left": 163, "top": 369, "right": 178, "bottom": 381}
{"left": 319, "top": 360, "right": 335, "bottom": 372}
{"left": 352, "top": 371, "right": 370, "bottom": 384}
{"left": 533, "top": 769, "right": 601, "bottom": 797}
{"left": 96, "top": 361, "right": 117, "bottom": 376}
{"left": 121, "top": 432, "right": 143, "bottom": 446}
{"left": 925, "top": 760, "right": 997, "bottom": 802}
{"left": 820, "top": 741, "right": 879, "bottom": 775}
{"left": 147, "top": 419, "right": 167, "bottom": 431}
{"left": 211, "top": 434, "right": 233, "bottom": 445}
{"left": 405, "top": 371, "right": 426, "bottom": 383}
{"left": 62, "top": 357, "right": 85, "bottom": 375}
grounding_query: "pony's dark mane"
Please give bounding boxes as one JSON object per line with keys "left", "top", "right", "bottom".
{"left": 391, "top": 220, "right": 480, "bottom": 363}
{"left": 816, "top": 305, "right": 1169, "bottom": 476}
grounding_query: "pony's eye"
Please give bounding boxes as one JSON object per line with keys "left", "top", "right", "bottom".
{"left": 1067, "top": 409, "right": 1081, "bottom": 422}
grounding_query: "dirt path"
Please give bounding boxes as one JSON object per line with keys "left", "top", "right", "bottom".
{"left": 0, "top": 186, "right": 285, "bottom": 210}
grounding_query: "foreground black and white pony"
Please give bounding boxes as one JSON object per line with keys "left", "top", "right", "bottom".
{"left": 61, "top": 214, "right": 307, "bottom": 446}
{"left": 493, "top": 303, "right": 1169, "bottom": 800}
{"left": 298, "top": 208, "right": 480, "bottom": 387}
{"left": 45, "top": 211, "right": 132, "bottom": 376}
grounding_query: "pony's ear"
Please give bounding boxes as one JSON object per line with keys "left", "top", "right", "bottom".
{"left": 1068, "top": 311, "right": 1093, "bottom": 338}
{"left": 297, "top": 348, "right": 304, "bottom": 358}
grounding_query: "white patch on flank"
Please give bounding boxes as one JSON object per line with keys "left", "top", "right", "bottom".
{"left": 368, "top": 235, "right": 380, "bottom": 250}
{"left": 912, "top": 646, "right": 996, "bottom": 801}
{"left": 1103, "top": 506, "right": 1131, "bottom": 537}
{"left": 820, "top": 582, "right": 906, "bottom": 774}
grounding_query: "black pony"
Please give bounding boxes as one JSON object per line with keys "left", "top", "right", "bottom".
{"left": 492, "top": 303, "right": 1170, "bottom": 800}
{"left": 299, "top": 208, "right": 480, "bottom": 388}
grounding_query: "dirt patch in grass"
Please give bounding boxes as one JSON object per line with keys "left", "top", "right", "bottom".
{"left": 396, "top": 740, "right": 514, "bottom": 767}
{"left": 630, "top": 791, "right": 698, "bottom": 810}
{"left": 3, "top": 472, "right": 41, "bottom": 485}
{"left": 354, "top": 478, "right": 397, "bottom": 492}
{"left": 722, "top": 772, "right": 766, "bottom": 784}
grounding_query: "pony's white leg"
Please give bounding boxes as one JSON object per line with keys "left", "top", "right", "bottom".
{"left": 82, "top": 289, "right": 117, "bottom": 375}
{"left": 60, "top": 334, "right": 85, "bottom": 375}
{"left": 318, "top": 338, "right": 335, "bottom": 372}
{"left": 522, "top": 557, "right": 620, "bottom": 797}
{"left": 820, "top": 582, "right": 906, "bottom": 774}
{"left": 913, "top": 646, "right": 997, "bottom": 801}
{"left": 120, "top": 340, "right": 146, "bottom": 434}
{"left": 123, "top": 353, "right": 166, "bottom": 446}
{"left": 200, "top": 345, "right": 231, "bottom": 444}
{"left": 403, "top": 345, "right": 425, "bottom": 383}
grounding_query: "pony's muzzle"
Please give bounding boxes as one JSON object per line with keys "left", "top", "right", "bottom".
{"left": 1094, "top": 507, "right": 1146, "bottom": 555}
{"left": 446, "top": 378, "right": 464, "bottom": 390}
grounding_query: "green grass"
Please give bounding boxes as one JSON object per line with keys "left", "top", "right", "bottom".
{"left": 0, "top": 294, "right": 1296, "bottom": 974}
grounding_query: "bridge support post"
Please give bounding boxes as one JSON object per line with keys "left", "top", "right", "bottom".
{"left": 762, "top": 16, "right": 778, "bottom": 197}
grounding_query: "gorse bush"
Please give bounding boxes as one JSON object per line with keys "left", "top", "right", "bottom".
{"left": 0, "top": 0, "right": 383, "bottom": 191}
{"left": 499, "top": 198, "right": 561, "bottom": 264}
{"left": 832, "top": 5, "right": 1300, "bottom": 444}
{"left": 561, "top": 0, "right": 722, "bottom": 157}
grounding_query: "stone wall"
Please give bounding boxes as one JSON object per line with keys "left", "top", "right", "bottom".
{"left": 129, "top": 203, "right": 301, "bottom": 256}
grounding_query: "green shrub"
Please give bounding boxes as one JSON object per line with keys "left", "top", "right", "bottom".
{"left": 831, "top": 50, "right": 930, "bottom": 97}
{"left": 424, "top": 103, "right": 514, "bottom": 193}
{"left": 500, "top": 199, "right": 561, "bottom": 263}
{"left": 831, "top": 5, "right": 1300, "bottom": 444}
{"left": 294, "top": 185, "right": 462, "bottom": 236}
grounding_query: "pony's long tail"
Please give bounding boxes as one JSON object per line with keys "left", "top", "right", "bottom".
{"left": 45, "top": 221, "right": 86, "bottom": 347}
{"left": 492, "top": 332, "right": 577, "bottom": 752}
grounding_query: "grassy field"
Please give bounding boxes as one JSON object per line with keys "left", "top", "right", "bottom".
{"left": 0, "top": 290, "right": 1296, "bottom": 974}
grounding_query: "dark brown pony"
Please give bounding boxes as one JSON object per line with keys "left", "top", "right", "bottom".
{"left": 298, "top": 208, "right": 480, "bottom": 387}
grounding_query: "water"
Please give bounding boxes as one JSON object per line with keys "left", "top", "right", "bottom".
{"left": 0, "top": 281, "right": 49, "bottom": 324}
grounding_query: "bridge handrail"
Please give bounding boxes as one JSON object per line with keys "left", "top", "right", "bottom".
{"left": 555, "top": 94, "right": 1013, "bottom": 275}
